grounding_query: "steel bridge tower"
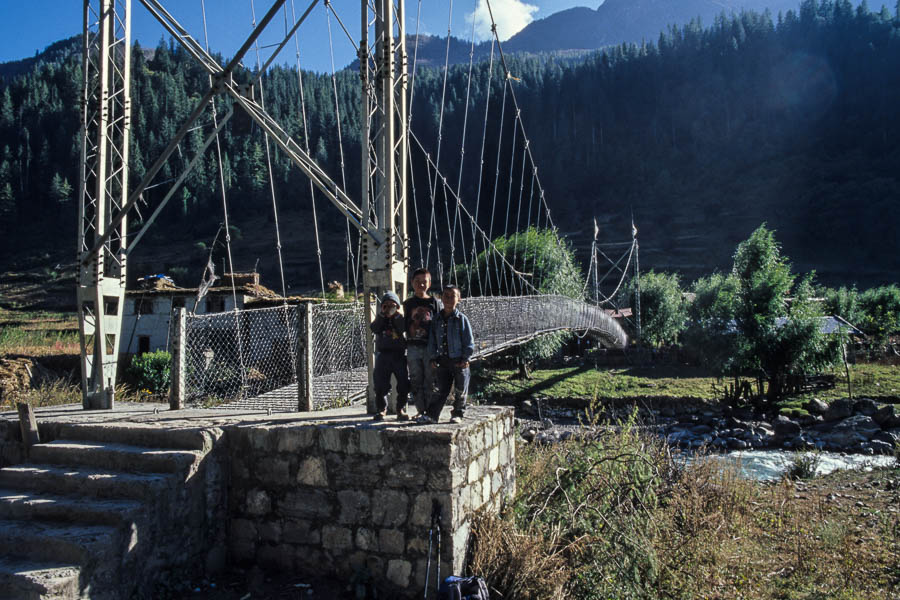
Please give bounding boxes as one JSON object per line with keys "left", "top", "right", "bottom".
{"left": 361, "top": 0, "right": 409, "bottom": 414}
{"left": 77, "top": 0, "right": 132, "bottom": 409}
{"left": 74, "top": 0, "right": 406, "bottom": 411}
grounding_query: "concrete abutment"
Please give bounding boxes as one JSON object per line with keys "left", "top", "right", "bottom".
{"left": 0, "top": 404, "right": 515, "bottom": 598}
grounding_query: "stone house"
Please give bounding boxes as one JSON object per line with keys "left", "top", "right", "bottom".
{"left": 120, "top": 272, "right": 280, "bottom": 356}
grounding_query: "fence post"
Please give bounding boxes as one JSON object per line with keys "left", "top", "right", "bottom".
{"left": 297, "top": 303, "right": 314, "bottom": 412}
{"left": 170, "top": 307, "right": 186, "bottom": 410}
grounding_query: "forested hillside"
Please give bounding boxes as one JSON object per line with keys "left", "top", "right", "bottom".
{"left": 1, "top": 0, "right": 898, "bottom": 293}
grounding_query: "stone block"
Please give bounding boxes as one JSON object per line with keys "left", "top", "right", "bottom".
{"left": 338, "top": 489, "right": 371, "bottom": 524}
{"left": 276, "top": 427, "right": 316, "bottom": 452}
{"left": 246, "top": 489, "right": 271, "bottom": 516}
{"left": 386, "top": 462, "right": 426, "bottom": 487}
{"left": 485, "top": 422, "right": 495, "bottom": 448}
{"left": 481, "top": 474, "right": 491, "bottom": 505}
{"left": 249, "top": 426, "right": 275, "bottom": 451}
{"left": 355, "top": 527, "right": 377, "bottom": 551}
{"left": 296, "top": 456, "right": 328, "bottom": 487}
{"left": 489, "top": 446, "right": 499, "bottom": 471}
{"left": 329, "top": 454, "right": 386, "bottom": 488}
{"left": 406, "top": 536, "right": 428, "bottom": 556}
{"left": 258, "top": 520, "right": 282, "bottom": 544}
{"left": 322, "top": 525, "right": 353, "bottom": 551}
{"left": 427, "top": 465, "right": 466, "bottom": 491}
{"left": 293, "top": 545, "right": 324, "bottom": 570}
{"left": 409, "top": 492, "right": 433, "bottom": 527}
{"left": 492, "top": 471, "right": 502, "bottom": 496}
{"left": 280, "top": 489, "right": 332, "bottom": 519}
{"left": 450, "top": 523, "right": 471, "bottom": 574}
{"left": 320, "top": 426, "right": 359, "bottom": 454}
{"left": 386, "top": 559, "right": 412, "bottom": 588}
{"left": 259, "top": 457, "right": 291, "bottom": 486}
{"left": 258, "top": 543, "right": 293, "bottom": 570}
{"left": 417, "top": 441, "right": 453, "bottom": 466}
{"left": 230, "top": 518, "right": 257, "bottom": 542}
{"left": 282, "top": 519, "right": 319, "bottom": 545}
{"left": 379, "top": 528, "right": 405, "bottom": 555}
{"left": 358, "top": 428, "right": 383, "bottom": 455}
{"left": 373, "top": 489, "right": 409, "bottom": 527}
{"left": 229, "top": 537, "right": 255, "bottom": 563}
{"left": 467, "top": 459, "right": 480, "bottom": 484}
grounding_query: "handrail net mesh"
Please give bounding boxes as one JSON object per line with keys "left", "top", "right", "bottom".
{"left": 181, "top": 296, "right": 627, "bottom": 411}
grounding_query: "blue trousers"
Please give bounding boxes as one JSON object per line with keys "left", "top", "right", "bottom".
{"left": 373, "top": 351, "right": 410, "bottom": 414}
{"left": 426, "top": 357, "right": 469, "bottom": 420}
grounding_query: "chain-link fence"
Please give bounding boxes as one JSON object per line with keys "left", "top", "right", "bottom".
{"left": 462, "top": 295, "right": 628, "bottom": 357}
{"left": 309, "top": 303, "right": 368, "bottom": 407}
{"left": 175, "top": 295, "right": 626, "bottom": 412}
{"left": 183, "top": 304, "right": 300, "bottom": 410}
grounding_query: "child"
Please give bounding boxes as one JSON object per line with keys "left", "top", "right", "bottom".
{"left": 402, "top": 268, "right": 442, "bottom": 418}
{"left": 369, "top": 291, "right": 411, "bottom": 421}
{"left": 422, "top": 284, "right": 475, "bottom": 424}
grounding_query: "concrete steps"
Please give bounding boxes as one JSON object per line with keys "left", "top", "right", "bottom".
{"left": 0, "top": 556, "right": 82, "bottom": 600}
{"left": 29, "top": 440, "right": 202, "bottom": 474}
{"left": 0, "top": 489, "right": 141, "bottom": 524}
{"left": 0, "top": 424, "right": 221, "bottom": 599}
{"left": 0, "top": 464, "right": 171, "bottom": 500}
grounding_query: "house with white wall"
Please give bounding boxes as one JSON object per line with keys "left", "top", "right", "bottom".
{"left": 120, "top": 272, "right": 279, "bottom": 356}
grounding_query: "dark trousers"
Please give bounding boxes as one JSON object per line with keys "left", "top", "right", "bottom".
{"left": 426, "top": 357, "right": 470, "bottom": 420}
{"left": 373, "top": 351, "right": 410, "bottom": 414}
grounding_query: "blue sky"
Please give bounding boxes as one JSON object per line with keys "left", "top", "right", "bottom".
{"left": 0, "top": 1, "right": 598, "bottom": 73}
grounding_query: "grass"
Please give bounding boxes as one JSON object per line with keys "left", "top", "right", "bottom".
{"left": 0, "top": 306, "right": 79, "bottom": 356}
{"left": 477, "top": 364, "right": 721, "bottom": 402}
{"left": 476, "top": 362, "right": 900, "bottom": 411}
{"left": 470, "top": 419, "right": 900, "bottom": 599}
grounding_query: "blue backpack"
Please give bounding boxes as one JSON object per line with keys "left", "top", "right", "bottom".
{"left": 437, "top": 575, "right": 490, "bottom": 600}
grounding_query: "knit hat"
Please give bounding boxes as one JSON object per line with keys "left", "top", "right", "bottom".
{"left": 381, "top": 290, "right": 401, "bottom": 307}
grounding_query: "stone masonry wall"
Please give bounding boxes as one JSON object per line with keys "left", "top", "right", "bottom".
{"left": 227, "top": 406, "right": 515, "bottom": 596}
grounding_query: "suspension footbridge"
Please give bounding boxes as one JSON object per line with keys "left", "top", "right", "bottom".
{"left": 75, "top": 0, "right": 631, "bottom": 413}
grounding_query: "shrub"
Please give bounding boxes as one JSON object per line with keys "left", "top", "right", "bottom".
{"left": 783, "top": 451, "right": 822, "bottom": 480}
{"left": 128, "top": 350, "right": 171, "bottom": 394}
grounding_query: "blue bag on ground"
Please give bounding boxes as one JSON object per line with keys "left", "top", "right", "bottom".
{"left": 438, "top": 575, "right": 490, "bottom": 600}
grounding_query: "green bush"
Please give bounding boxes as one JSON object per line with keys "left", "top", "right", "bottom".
{"left": 783, "top": 451, "right": 822, "bottom": 481}
{"left": 128, "top": 350, "right": 171, "bottom": 394}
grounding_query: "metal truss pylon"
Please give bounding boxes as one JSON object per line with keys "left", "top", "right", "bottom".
{"left": 77, "top": 0, "right": 132, "bottom": 409}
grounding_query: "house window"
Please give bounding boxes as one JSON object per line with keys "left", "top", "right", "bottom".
{"left": 134, "top": 298, "right": 154, "bottom": 315}
{"left": 206, "top": 296, "right": 225, "bottom": 313}
{"left": 138, "top": 336, "right": 151, "bottom": 355}
{"left": 172, "top": 296, "right": 186, "bottom": 309}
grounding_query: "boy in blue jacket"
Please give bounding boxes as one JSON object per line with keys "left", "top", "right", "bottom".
{"left": 421, "top": 284, "right": 475, "bottom": 424}
{"left": 370, "top": 291, "right": 410, "bottom": 421}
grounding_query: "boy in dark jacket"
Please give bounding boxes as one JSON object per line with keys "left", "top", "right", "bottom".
{"left": 422, "top": 284, "right": 475, "bottom": 424}
{"left": 370, "top": 291, "right": 410, "bottom": 421}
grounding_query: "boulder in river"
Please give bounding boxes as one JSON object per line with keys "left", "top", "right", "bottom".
{"left": 774, "top": 415, "right": 802, "bottom": 438}
{"left": 820, "top": 415, "right": 882, "bottom": 448}
{"left": 853, "top": 398, "right": 878, "bottom": 417}
{"left": 804, "top": 398, "right": 828, "bottom": 415}
{"left": 824, "top": 398, "right": 854, "bottom": 421}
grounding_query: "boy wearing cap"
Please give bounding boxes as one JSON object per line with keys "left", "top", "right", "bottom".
{"left": 422, "top": 284, "right": 475, "bottom": 424}
{"left": 370, "top": 290, "right": 410, "bottom": 421}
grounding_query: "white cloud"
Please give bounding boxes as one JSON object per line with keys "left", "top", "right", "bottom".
{"left": 466, "top": 0, "right": 539, "bottom": 42}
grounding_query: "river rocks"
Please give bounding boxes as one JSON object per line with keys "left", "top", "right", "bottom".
{"left": 774, "top": 416, "right": 802, "bottom": 438}
{"left": 873, "top": 405, "right": 899, "bottom": 427}
{"left": 853, "top": 398, "right": 879, "bottom": 416}
{"left": 819, "top": 415, "right": 881, "bottom": 448}
{"left": 825, "top": 398, "right": 854, "bottom": 421}
{"left": 804, "top": 398, "right": 829, "bottom": 415}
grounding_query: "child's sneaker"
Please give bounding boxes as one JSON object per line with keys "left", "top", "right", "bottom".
{"left": 397, "top": 411, "right": 410, "bottom": 422}
{"left": 415, "top": 414, "right": 434, "bottom": 425}
{"left": 372, "top": 412, "right": 385, "bottom": 422}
